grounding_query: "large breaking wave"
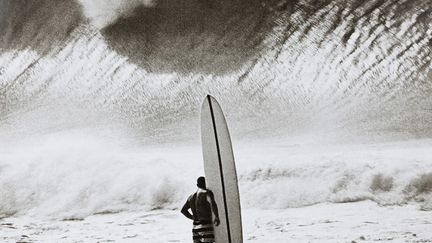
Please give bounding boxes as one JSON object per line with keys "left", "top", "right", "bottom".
{"left": 0, "top": 0, "right": 431, "bottom": 218}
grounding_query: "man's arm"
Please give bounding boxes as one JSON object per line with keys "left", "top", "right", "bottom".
{"left": 208, "top": 191, "right": 220, "bottom": 226}
{"left": 181, "top": 200, "right": 194, "bottom": 220}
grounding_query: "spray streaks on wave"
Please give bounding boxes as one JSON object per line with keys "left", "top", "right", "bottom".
{"left": 0, "top": 0, "right": 431, "bottom": 140}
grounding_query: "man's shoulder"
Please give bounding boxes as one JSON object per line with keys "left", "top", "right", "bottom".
{"left": 205, "top": 189, "right": 215, "bottom": 198}
{"left": 187, "top": 192, "right": 197, "bottom": 201}
{"left": 197, "top": 189, "right": 214, "bottom": 195}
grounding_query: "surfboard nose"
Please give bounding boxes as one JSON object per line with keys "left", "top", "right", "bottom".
{"left": 204, "top": 94, "right": 214, "bottom": 101}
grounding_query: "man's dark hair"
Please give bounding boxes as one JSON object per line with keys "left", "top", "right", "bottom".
{"left": 197, "top": 176, "right": 206, "bottom": 189}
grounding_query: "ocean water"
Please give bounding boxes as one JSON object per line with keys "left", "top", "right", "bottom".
{"left": 0, "top": 0, "right": 431, "bottom": 219}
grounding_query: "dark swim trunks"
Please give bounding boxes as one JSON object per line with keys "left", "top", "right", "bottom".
{"left": 192, "top": 220, "right": 215, "bottom": 243}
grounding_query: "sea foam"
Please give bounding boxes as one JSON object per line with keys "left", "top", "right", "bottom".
{"left": 1, "top": 133, "right": 432, "bottom": 219}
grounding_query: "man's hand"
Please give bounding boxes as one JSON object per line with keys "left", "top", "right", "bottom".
{"left": 214, "top": 217, "right": 220, "bottom": 226}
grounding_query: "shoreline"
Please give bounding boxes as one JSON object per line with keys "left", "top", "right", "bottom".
{"left": 2, "top": 201, "right": 431, "bottom": 242}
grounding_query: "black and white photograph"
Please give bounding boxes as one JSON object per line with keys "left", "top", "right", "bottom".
{"left": 0, "top": 0, "right": 431, "bottom": 242}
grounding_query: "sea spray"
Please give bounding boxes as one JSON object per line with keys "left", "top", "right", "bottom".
{"left": 1, "top": 136, "right": 432, "bottom": 218}
{"left": 1, "top": 0, "right": 430, "bottom": 141}
{"left": 0, "top": 131, "right": 198, "bottom": 219}
{"left": 238, "top": 140, "right": 432, "bottom": 210}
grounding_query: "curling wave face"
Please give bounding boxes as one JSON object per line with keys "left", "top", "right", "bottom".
{"left": 0, "top": 0, "right": 431, "bottom": 217}
{"left": 0, "top": 0, "right": 431, "bottom": 140}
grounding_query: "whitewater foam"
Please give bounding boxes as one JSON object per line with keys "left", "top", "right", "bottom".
{"left": 1, "top": 134, "right": 432, "bottom": 219}
{"left": 0, "top": 131, "right": 198, "bottom": 218}
{"left": 238, "top": 139, "right": 432, "bottom": 210}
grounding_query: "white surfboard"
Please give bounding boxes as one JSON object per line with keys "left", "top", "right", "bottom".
{"left": 200, "top": 95, "right": 243, "bottom": 243}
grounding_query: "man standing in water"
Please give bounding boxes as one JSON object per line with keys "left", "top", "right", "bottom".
{"left": 181, "top": 176, "right": 220, "bottom": 243}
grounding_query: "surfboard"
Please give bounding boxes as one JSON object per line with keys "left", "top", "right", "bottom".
{"left": 200, "top": 95, "right": 243, "bottom": 243}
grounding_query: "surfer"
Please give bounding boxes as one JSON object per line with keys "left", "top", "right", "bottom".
{"left": 181, "top": 176, "right": 220, "bottom": 243}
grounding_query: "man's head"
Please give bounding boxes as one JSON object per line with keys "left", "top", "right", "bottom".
{"left": 197, "top": 176, "right": 206, "bottom": 189}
